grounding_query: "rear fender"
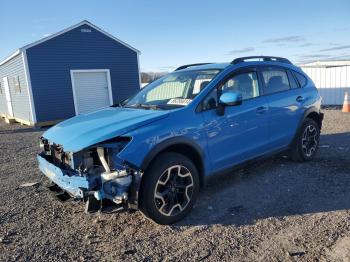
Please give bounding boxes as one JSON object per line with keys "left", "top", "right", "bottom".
{"left": 290, "top": 106, "right": 322, "bottom": 148}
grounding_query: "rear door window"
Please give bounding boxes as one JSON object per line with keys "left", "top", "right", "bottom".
{"left": 261, "top": 67, "right": 290, "bottom": 94}
{"left": 220, "top": 71, "right": 260, "bottom": 100}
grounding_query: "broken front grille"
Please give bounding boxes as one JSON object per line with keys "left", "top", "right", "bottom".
{"left": 52, "top": 144, "right": 64, "bottom": 165}
{"left": 40, "top": 138, "right": 73, "bottom": 170}
{"left": 47, "top": 144, "right": 72, "bottom": 169}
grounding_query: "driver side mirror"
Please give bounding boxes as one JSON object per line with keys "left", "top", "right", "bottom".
{"left": 216, "top": 91, "right": 242, "bottom": 115}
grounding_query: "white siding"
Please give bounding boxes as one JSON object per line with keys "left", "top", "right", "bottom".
{"left": 301, "top": 66, "right": 350, "bottom": 105}
{"left": 0, "top": 53, "right": 32, "bottom": 121}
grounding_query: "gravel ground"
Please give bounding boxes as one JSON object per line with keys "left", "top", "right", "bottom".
{"left": 0, "top": 109, "right": 349, "bottom": 261}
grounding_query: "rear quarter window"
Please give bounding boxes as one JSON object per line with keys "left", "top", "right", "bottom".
{"left": 293, "top": 72, "right": 307, "bottom": 87}
{"left": 287, "top": 70, "right": 299, "bottom": 89}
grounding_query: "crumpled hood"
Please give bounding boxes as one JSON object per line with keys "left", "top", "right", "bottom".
{"left": 43, "top": 107, "right": 169, "bottom": 152}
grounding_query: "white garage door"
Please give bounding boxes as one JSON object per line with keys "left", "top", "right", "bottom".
{"left": 71, "top": 70, "right": 113, "bottom": 115}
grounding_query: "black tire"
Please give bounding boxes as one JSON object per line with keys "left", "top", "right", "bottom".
{"left": 139, "top": 152, "right": 200, "bottom": 225}
{"left": 290, "top": 118, "right": 320, "bottom": 161}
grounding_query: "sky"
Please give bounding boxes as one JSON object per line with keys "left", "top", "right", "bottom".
{"left": 0, "top": 0, "right": 349, "bottom": 72}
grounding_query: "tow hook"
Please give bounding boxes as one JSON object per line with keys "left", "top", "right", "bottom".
{"left": 84, "top": 195, "right": 102, "bottom": 213}
{"left": 84, "top": 194, "right": 127, "bottom": 214}
{"left": 47, "top": 183, "right": 71, "bottom": 202}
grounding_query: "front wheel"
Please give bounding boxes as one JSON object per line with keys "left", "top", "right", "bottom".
{"left": 290, "top": 118, "right": 320, "bottom": 161}
{"left": 139, "top": 152, "right": 199, "bottom": 225}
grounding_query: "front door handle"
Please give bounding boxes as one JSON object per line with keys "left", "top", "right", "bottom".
{"left": 296, "top": 96, "right": 304, "bottom": 102}
{"left": 256, "top": 106, "right": 267, "bottom": 114}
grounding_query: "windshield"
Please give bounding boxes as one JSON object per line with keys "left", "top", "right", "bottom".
{"left": 124, "top": 69, "right": 221, "bottom": 110}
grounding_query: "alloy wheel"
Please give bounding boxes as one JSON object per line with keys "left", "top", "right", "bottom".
{"left": 301, "top": 124, "right": 319, "bottom": 157}
{"left": 154, "top": 165, "right": 194, "bottom": 217}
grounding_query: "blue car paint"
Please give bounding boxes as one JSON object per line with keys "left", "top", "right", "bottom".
{"left": 201, "top": 95, "right": 271, "bottom": 172}
{"left": 43, "top": 107, "right": 169, "bottom": 152}
{"left": 118, "top": 107, "right": 211, "bottom": 173}
{"left": 39, "top": 60, "right": 322, "bottom": 194}
{"left": 37, "top": 154, "right": 89, "bottom": 197}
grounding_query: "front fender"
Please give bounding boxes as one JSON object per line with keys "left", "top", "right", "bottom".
{"left": 117, "top": 110, "right": 209, "bottom": 172}
{"left": 140, "top": 136, "right": 205, "bottom": 171}
{"left": 117, "top": 112, "right": 208, "bottom": 208}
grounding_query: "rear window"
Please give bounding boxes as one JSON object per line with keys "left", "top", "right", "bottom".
{"left": 261, "top": 67, "right": 290, "bottom": 94}
{"left": 293, "top": 72, "right": 307, "bottom": 87}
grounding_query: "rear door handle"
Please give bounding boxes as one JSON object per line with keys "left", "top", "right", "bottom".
{"left": 296, "top": 96, "right": 304, "bottom": 102}
{"left": 256, "top": 106, "right": 268, "bottom": 114}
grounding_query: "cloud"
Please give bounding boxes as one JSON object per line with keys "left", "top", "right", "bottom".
{"left": 157, "top": 66, "right": 176, "bottom": 71}
{"left": 43, "top": 33, "right": 51, "bottom": 37}
{"left": 328, "top": 54, "right": 350, "bottom": 60}
{"left": 328, "top": 42, "right": 340, "bottom": 46}
{"left": 299, "top": 43, "right": 315, "bottom": 47}
{"left": 320, "top": 45, "right": 350, "bottom": 52}
{"left": 298, "top": 54, "right": 332, "bottom": 59}
{"left": 333, "top": 26, "right": 350, "bottom": 32}
{"left": 296, "top": 54, "right": 332, "bottom": 64}
{"left": 263, "top": 35, "right": 305, "bottom": 43}
{"left": 227, "top": 47, "right": 255, "bottom": 55}
{"left": 296, "top": 53, "right": 350, "bottom": 64}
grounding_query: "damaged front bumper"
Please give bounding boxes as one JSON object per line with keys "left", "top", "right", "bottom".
{"left": 37, "top": 151, "right": 142, "bottom": 211}
{"left": 37, "top": 154, "right": 90, "bottom": 199}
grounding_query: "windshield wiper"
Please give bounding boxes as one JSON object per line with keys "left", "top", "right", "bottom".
{"left": 111, "top": 102, "right": 123, "bottom": 108}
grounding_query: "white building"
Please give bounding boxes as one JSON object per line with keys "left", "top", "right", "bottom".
{"left": 300, "top": 61, "right": 350, "bottom": 105}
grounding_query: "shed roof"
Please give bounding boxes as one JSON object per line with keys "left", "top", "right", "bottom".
{"left": 0, "top": 20, "right": 140, "bottom": 66}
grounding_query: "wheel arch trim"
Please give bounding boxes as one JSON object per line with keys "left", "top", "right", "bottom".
{"left": 141, "top": 136, "right": 205, "bottom": 174}
{"left": 290, "top": 106, "right": 322, "bottom": 147}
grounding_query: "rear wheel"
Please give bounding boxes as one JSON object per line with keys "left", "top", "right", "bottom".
{"left": 139, "top": 152, "right": 199, "bottom": 225}
{"left": 290, "top": 118, "right": 320, "bottom": 161}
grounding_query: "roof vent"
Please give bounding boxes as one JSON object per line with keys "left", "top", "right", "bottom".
{"left": 81, "top": 28, "right": 92, "bottom": 33}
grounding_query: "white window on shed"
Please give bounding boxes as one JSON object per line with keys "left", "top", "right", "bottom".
{"left": 70, "top": 70, "right": 113, "bottom": 115}
{"left": 13, "top": 76, "right": 21, "bottom": 93}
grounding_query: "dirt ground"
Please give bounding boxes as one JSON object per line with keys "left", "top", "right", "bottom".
{"left": 0, "top": 109, "right": 349, "bottom": 261}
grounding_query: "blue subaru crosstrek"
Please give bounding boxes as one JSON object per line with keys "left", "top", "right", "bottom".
{"left": 38, "top": 56, "right": 323, "bottom": 224}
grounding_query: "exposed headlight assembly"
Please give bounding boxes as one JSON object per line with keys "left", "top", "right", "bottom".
{"left": 39, "top": 137, "right": 50, "bottom": 153}
{"left": 89, "top": 137, "right": 133, "bottom": 204}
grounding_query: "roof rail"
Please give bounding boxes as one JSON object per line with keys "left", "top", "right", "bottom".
{"left": 231, "top": 56, "right": 292, "bottom": 65}
{"left": 175, "top": 63, "right": 212, "bottom": 71}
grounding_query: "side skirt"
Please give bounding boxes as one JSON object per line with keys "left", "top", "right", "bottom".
{"left": 203, "top": 146, "right": 290, "bottom": 186}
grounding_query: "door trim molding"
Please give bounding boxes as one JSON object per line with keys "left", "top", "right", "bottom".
{"left": 22, "top": 50, "right": 37, "bottom": 123}
{"left": 2, "top": 76, "right": 14, "bottom": 117}
{"left": 137, "top": 53, "right": 141, "bottom": 89}
{"left": 70, "top": 69, "right": 113, "bottom": 115}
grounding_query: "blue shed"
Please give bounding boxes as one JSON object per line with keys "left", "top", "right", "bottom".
{"left": 0, "top": 20, "right": 140, "bottom": 126}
